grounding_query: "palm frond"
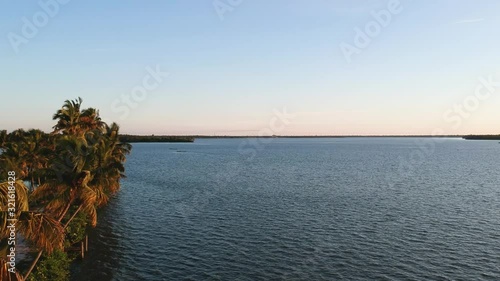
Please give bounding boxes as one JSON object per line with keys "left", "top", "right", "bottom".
{"left": 0, "top": 181, "right": 29, "bottom": 239}
{"left": 0, "top": 259, "right": 23, "bottom": 281}
{"left": 17, "top": 212, "right": 64, "bottom": 254}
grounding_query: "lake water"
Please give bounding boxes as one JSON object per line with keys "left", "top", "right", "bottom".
{"left": 73, "top": 138, "right": 500, "bottom": 280}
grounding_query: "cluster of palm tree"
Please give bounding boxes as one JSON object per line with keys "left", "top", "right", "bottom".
{"left": 0, "top": 98, "right": 131, "bottom": 280}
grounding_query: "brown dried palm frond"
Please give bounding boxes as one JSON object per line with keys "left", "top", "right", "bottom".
{"left": 78, "top": 186, "right": 98, "bottom": 227}
{"left": 30, "top": 182, "right": 74, "bottom": 218}
{"left": 17, "top": 212, "right": 64, "bottom": 254}
{"left": 0, "top": 259, "right": 23, "bottom": 281}
{"left": 93, "top": 185, "right": 110, "bottom": 208}
{"left": 0, "top": 181, "right": 29, "bottom": 239}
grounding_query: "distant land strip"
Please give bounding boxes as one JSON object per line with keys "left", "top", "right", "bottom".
{"left": 119, "top": 135, "right": 195, "bottom": 143}
{"left": 118, "top": 134, "right": 498, "bottom": 143}
{"left": 462, "top": 135, "right": 500, "bottom": 140}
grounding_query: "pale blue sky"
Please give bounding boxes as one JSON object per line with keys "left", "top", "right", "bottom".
{"left": 1, "top": 0, "right": 500, "bottom": 135}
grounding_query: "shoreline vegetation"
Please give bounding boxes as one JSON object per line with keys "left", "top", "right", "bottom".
{"left": 462, "top": 135, "right": 500, "bottom": 140}
{"left": 119, "top": 135, "right": 195, "bottom": 143}
{"left": 0, "top": 98, "right": 131, "bottom": 281}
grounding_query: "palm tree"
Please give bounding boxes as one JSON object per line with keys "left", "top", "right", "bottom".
{"left": 31, "top": 136, "right": 97, "bottom": 224}
{"left": 22, "top": 135, "right": 94, "bottom": 280}
{"left": 0, "top": 142, "right": 28, "bottom": 180}
{"left": 0, "top": 130, "right": 52, "bottom": 191}
{"left": 24, "top": 130, "right": 51, "bottom": 190}
{"left": 52, "top": 98, "right": 83, "bottom": 135}
{"left": 53, "top": 98, "right": 109, "bottom": 136}
{"left": 0, "top": 130, "right": 7, "bottom": 149}
{"left": 92, "top": 123, "right": 131, "bottom": 199}
{"left": 80, "top": 108, "right": 106, "bottom": 132}
{"left": 0, "top": 97, "right": 131, "bottom": 279}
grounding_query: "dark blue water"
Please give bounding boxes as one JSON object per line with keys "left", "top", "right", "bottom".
{"left": 74, "top": 138, "right": 500, "bottom": 280}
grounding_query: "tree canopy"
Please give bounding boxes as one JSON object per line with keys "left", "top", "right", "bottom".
{"left": 0, "top": 97, "right": 131, "bottom": 280}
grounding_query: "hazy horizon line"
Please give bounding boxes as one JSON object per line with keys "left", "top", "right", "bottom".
{"left": 119, "top": 133, "right": 497, "bottom": 138}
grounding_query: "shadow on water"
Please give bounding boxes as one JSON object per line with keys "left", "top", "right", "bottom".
{"left": 70, "top": 195, "right": 122, "bottom": 281}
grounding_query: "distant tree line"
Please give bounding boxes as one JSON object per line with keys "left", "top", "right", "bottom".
{"left": 463, "top": 135, "right": 500, "bottom": 140}
{"left": 119, "top": 135, "right": 194, "bottom": 143}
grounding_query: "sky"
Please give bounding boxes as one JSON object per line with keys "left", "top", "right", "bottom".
{"left": 1, "top": 0, "right": 500, "bottom": 135}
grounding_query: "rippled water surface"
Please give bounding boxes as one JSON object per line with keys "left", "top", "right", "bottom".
{"left": 73, "top": 138, "right": 500, "bottom": 280}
